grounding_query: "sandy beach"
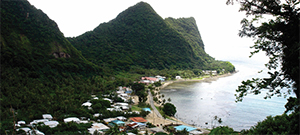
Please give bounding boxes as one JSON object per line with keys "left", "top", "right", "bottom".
{"left": 159, "top": 72, "right": 235, "bottom": 90}
{"left": 144, "top": 72, "right": 236, "bottom": 134}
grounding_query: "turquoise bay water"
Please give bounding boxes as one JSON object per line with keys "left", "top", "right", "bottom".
{"left": 160, "top": 60, "right": 293, "bottom": 131}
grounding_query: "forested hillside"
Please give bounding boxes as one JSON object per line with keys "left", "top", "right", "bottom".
{"left": 0, "top": 0, "right": 112, "bottom": 132}
{"left": 165, "top": 17, "right": 206, "bottom": 60}
{"left": 68, "top": 2, "right": 234, "bottom": 72}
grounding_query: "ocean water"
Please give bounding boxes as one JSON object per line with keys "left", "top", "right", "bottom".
{"left": 160, "top": 60, "right": 294, "bottom": 131}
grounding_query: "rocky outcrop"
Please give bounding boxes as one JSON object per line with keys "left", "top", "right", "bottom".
{"left": 52, "top": 52, "right": 71, "bottom": 58}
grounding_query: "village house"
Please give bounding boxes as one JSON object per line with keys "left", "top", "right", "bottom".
{"left": 30, "top": 119, "right": 49, "bottom": 126}
{"left": 203, "top": 70, "right": 218, "bottom": 76}
{"left": 42, "top": 114, "right": 53, "bottom": 120}
{"left": 116, "top": 116, "right": 127, "bottom": 121}
{"left": 175, "top": 76, "right": 182, "bottom": 79}
{"left": 88, "top": 123, "right": 110, "bottom": 134}
{"left": 43, "top": 121, "right": 59, "bottom": 128}
{"left": 129, "top": 117, "right": 147, "bottom": 123}
{"left": 155, "top": 75, "right": 166, "bottom": 82}
{"left": 108, "top": 120, "right": 125, "bottom": 127}
{"left": 64, "top": 117, "right": 80, "bottom": 123}
{"left": 139, "top": 77, "right": 159, "bottom": 84}
{"left": 103, "top": 98, "right": 113, "bottom": 103}
{"left": 103, "top": 118, "right": 118, "bottom": 124}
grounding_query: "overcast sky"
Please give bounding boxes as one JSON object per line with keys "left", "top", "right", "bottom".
{"left": 27, "top": 0, "right": 268, "bottom": 64}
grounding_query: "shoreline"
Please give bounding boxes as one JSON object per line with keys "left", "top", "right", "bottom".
{"left": 159, "top": 72, "right": 236, "bottom": 90}
{"left": 146, "top": 72, "right": 237, "bottom": 133}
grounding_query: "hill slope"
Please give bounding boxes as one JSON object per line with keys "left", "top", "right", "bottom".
{"left": 165, "top": 17, "right": 206, "bottom": 60}
{"left": 68, "top": 2, "right": 222, "bottom": 71}
{"left": 0, "top": 0, "right": 108, "bottom": 131}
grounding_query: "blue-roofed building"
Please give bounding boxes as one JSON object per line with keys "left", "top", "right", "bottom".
{"left": 109, "top": 120, "right": 125, "bottom": 127}
{"left": 142, "top": 108, "right": 151, "bottom": 112}
{"left": 174, "top": 125, "right": 197, "bottom": 132}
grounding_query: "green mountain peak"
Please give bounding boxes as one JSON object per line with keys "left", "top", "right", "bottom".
{"left": 69, "top": 1, "right": 221, "bottom": 71}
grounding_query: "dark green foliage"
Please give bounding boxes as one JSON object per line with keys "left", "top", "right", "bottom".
{"left": 240, "top": 112, "right": 299, "bottom": 135}
{"left": 162, "top": 103, "right": 176, "bottom": 116}
{"left": 226, "top": 1, "right": 299, "bottom": 134}
{"left": 174, "top": 128, "right": 188, "bottom": 135}
{"left": 69, "top": 2, "right": 235, "bottom": 72}
{"left": 155, "top": 132, "right": 168, "bottom": 135}
{"left": 38, "top": 122, "right": 92, "bottom": 134}
{"left": 154, "top": 81, "right": 162, "bottom": 87}
{"left": 228, "top": 0, "right": 299, "bottom": 101}
{"left": 132, "top": 83, "right": 148, "bottom": 103}
{"left": 165, "top": 17, "right": 208, "bottom": 63}
{"left": 284, "top": 97, "right": 299, "bottom": 113}
{"left": 140, "top": 110, "right": 150, "bottom": 117}
{"left": 105, "top": 123, "right": 126, "bottom": 135}
{"left": 0, "top": 1, "right": 107, "bottom": 133}
{"left": 146, "top": 122, "right": 156, "bottom": 128}
{"left": 209, "top": 126, "right": 237, "bottom": 135}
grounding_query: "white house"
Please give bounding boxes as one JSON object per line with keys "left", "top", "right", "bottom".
{"left": 82, "top": 101, "right": 92, "bottom": 107}
{"left": 17, "top": 128, "right": 45, "bottom": 135}
{"left": 116, "top": 116, "right": 127, "bottom": 121}
{"left": 103, "top": 98, "right": 113, "bottom": 103}
{"left": 93, "top": 113, "right": 101, "bottom": 117}
{"left": 42, "top": 114, "right": 53, "bottom": 120}
{"left": 44, "top": 121, "right": 59, "bottom": 128}
{"left": 64, "top": 117, "right": 80, "bottom": 123}
{"left": 103, "top": 118, "right": 117, "bottom": 124}
{"left": 18, "top": 121, "right": 26, "bottom": 125}
{"left": 88, "top": 123, "right": 110, "bottom": 134}
{"left": 30, "top": 119, "right": 49, "bottom": 125}
{"left": 16, "top": 127, "right": 31, "bottom": 133}
{"left": 115, "top": 102, "right": 129, "bottom": 106}
{"left": 175, "top": 76, "right": 182, "bottom": 79}
{"left": 203, "top": 70, "right": 218, "bottom": 76}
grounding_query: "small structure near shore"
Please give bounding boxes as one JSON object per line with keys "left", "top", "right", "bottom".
{"left": 175, "top": 76, "right": 182, "bottom": 79}
{"left": 129, "top": 117, "right": 147, "bottom": 123}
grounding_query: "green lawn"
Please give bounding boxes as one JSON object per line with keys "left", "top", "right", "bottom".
{"left": 191, "top": 77, "right": 203, "bottom": 80}
{"left": 131, "top": 105, "right": 142, "bottom": 111}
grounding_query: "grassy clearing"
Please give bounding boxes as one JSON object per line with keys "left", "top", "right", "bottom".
{"left": 131, "top": 105, "right": 142, "bottom": 111}
{"left": 191, "top": 77, "right": 203, "bottom": 80}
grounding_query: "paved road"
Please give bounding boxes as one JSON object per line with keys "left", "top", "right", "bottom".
{"left": 148, "top": 91, "right": 163, "bottom": 118}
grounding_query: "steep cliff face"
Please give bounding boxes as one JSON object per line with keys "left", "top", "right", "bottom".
{"left": 165, "top": 17, "right": 205, "bottom": 50}
{"left": 69, "top": 2, "right": 215, "bottom": 71}
{"left": 164, "top": 17, "right": 212, "bottom": 63}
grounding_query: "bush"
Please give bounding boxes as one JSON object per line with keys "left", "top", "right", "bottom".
{"left": 209, "top": 126, "right": 237, "bottom": 135}
{"left": 162, "top": 103, "right": 176, "bottom": 116}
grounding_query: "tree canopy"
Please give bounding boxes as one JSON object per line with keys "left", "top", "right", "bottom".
{"left": 226, "top": 0, "right": 299, "bottom": 134}
{"left": 227, "top": 0, "right": 299, "bottom": 102}
{"left": 163, "top": 103, "right": 177, "bottom": 116}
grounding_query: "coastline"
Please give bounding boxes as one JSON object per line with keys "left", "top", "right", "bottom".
{"left": 159, "top": 72, "right": 236, "bottom": 90}
{"left": 145, "top": 72, "right": 237, "bottom": 133}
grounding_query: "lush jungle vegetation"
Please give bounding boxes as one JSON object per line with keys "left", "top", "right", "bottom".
{"left": 1, "top": 0, "right": 106, "bottom": 133}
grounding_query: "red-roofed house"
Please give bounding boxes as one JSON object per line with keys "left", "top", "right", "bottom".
{"left": 129, "top": 117, "right": 147, "bottom": 123}
{"left": 142, "top": 77, "right": 159, "bottom": 82}
{"left": 141, "top": 77, "right": 159, "bottom": 84}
